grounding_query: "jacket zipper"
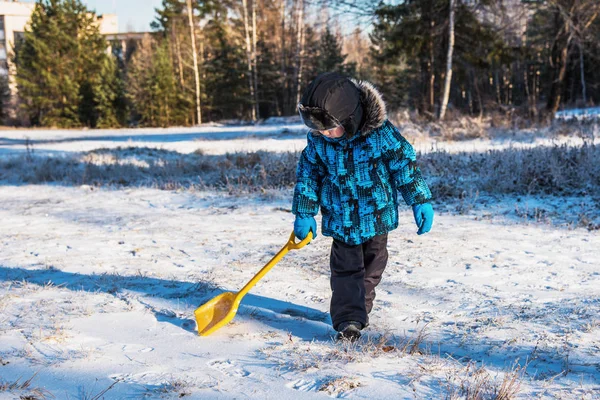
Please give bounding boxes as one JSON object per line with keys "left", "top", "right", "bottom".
{"left": 374, "top": 164, "right": 389, "bottom": 203}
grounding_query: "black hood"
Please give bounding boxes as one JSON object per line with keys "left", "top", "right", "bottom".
{"left": 298, "top": 72, "right": 387, "bottom": 137}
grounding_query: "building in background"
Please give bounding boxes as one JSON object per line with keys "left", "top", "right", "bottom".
{"left": 0, "top": 0, "right": 119, "bottom": 93}
{"left": 0, "top": 0, "right": 33, "bottom": 77}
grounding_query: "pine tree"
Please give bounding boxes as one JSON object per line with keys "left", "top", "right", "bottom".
{"left": 299, "top": 26, "right": 320, "bottom": 90}
{"left": 109, "top": 43, "right": 130, "bottom": 126}
{"left": 370, "top": 3, "right": 418, "bottom": 110}
{"left": 318, "top": 28, "right": 346, "bottom": 74}
{"left": 152, "top": 0, "right": 222, "bottom": 124}
{"left": 344, "top": 27, "right": 372, "bottom": 80}
{"left": 256, "top": 36, "right": 283, "bottom": 117}
{"left": 202, "top": 5, "right": 249, "bottom": 120}
{"left": 0, "top": 75, "right": 10, "bottom": 124}
{"left": 14, "top": 0, "right": 119, "bottom": 127}
{"left": 128, "top": 35, "right": 186, "bottom": 127}
{"left": 370, "top": 0, "right": 511, "bottom": 116}
{"left": 93, "top": 56, "right": 120, "bottom": 128}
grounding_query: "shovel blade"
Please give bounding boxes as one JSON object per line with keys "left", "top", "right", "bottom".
{"left": 194, "top": 292, "right": 239, "bottom": 336}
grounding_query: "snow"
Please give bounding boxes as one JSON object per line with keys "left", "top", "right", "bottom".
{"left": 1, "top": 120, "right": 598, "bottom": 157}
{"left": 555, "top": 107, "right": 600, "bottom": 121}
{"left": 0, "top": 123, "right": 599, "bottom": 399}
{"left": 0, "top": 124, "right": 310, "bottom": 156}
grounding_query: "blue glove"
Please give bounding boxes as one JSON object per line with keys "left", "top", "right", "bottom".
{"left": 412, "top": 203, "right": 434, "bottom": 235}
{"left": 294, "top": 216, "right": 317, "bottom": 241}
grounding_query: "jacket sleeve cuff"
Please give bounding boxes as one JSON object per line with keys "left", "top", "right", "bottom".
{"left": 398, "top": 170, "right": 432, "bottom": 206}
{"left": 292, "top": 187, "right": 319, "bottom": 217}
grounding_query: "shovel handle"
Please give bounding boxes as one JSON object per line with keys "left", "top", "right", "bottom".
{"left": 287, "top": 230, "right": 313, "bottom": 250}
{"left": 236, "top": 231, "right": 312, "bottom": 299}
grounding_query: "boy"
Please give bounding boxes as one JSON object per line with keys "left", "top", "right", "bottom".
{"left": 292, "top": 72, "right": 434, "bottom": 341}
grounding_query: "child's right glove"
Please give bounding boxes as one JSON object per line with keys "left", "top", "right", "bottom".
{"left": 294, "top": 216, "right": 317, "bottom": 241}
{"left": 412, "top": 203, "right": 434, "bottom": 235}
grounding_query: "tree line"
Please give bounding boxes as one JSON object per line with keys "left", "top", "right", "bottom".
{"left": 2, "top": 0, "right": 599, "bottom": 128}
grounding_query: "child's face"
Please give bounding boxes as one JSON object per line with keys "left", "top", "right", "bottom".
{"left": 319, "top": 126, "right": 345, "bottom": 138}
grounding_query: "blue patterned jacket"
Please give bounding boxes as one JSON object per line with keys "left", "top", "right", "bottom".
{"left": 292, "top": 80, "right": 432, "bottom": 245}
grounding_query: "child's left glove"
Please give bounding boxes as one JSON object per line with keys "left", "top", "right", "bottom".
{"left": 412, "top": 203, "right": 434, "bottom": 235}
{"left": 294, "top": 216, "right": 317, "bottom": 241}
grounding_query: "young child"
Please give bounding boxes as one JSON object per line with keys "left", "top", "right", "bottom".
{"left": 292, "top": 72, "right": 434, "bottom": 341}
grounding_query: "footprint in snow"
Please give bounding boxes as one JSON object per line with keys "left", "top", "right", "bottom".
{"left": 180, "top": 318, "right": 196, "bottom": 332}
{"left": 121, "top": 344, "right": 154, "bottom": 353}
{"left": 140, "top": 347, "right": 154, "bottom": 353}
{"left": 208, "top": 359, "right": 250, "bottom": 378}
{"left": 287, "top": 379, "right": 318, "bottom": 392}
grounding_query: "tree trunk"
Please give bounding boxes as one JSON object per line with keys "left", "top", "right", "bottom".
{"left": 549, "top": 41, "right": 570, "bottom": 115}
{"left": 474, "top": 74, "right": 483, "bottom": 119}
{"left": 173, "top": 25, "right": 185, "bottom": 88}
{"left": 524, "top": 64, "right": 537, "bottom": 120}
{"left": 439, "top": 0, "right": 454, "bottom": 120}
{"left": 200, "top": 30, "right": 205, "bottom": 86}
{"left": 242, "top": 0, "right": 256, "bottom": 120}
{"left": 186, "top": 0, "right": 202, "bottom": 125}
{"left": 494, "top": 70, "right": 501, "bottom": 105}
{"left": 534, "top": 66, "right": 539, "bottom": 112}
{"left": 295, "top": 0, "right": 305, "bottom": 106}
{"left": 252, "top": 0, "right": 260, "bottom": 119}
{"left": 170, "top": 24, "right": 184, "bottom": 88}
{"left": 279, "top": 0, "right": 286, "bottom": 115}
{"left": 428, "top": 26, "right": 435, "bottom": 114}
{"left": 579, "top": 41, "right": 587, "bottom": 106}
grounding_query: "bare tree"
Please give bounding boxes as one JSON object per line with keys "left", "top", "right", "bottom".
{"left": 427, "top": 4, "right": 436, "bottom": 114}
{"left": 343, "top": 27, "right": 370, "bottom": 76}
{"left": 252, "top": 0, "right": 260, "bottom": 119}
{"left": 578, "top": 42, "right": 586, "bottom": 105}
{"left": 294, "top": 0, "right": 305, "bottom": 105}
{"left": 546, "top": 0, "right": 599, "bottom": 114}
{"left": 439, "top": 0, "right": 454, "bottom": 120}
{"left": 242, "top": 0, "right": 257, "bottom": 120}
{"left": 186, "top": 0, "right": 202, "bottom": 124}
{"left": 173, "top": 24, "right": 185, "bottom": 88}
{"left": 280, "top": 0, "right": 286, "bottom": 115}
{"left": 280, "top": 0, "right": 286, "bottom": 75}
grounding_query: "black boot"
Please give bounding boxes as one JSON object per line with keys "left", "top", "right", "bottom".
{"left": 335, "top": 321, "right": 362, "bottom": 342}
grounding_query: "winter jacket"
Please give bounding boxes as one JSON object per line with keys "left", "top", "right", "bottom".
{"left": 292, "top": 80, "right": 432, "bottom": 245}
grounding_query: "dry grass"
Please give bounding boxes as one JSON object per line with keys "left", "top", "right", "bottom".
{"left": 318, "top": 376, "right": 362, "bottom": 396}
{"left": 0, "top": 147, "right": 297, "bottom": 191}
{"left": 0, "top": 372, "right": 53, "bottom": 399}
{"left": 145, "top": 378, "right": 193, "bottom": 397}
{"left": 257, "top": 322, "right": 526, "bottom": 399}
{"left": 76, "top": 380, "right": 120, "bottom": 400}
{"left": 442, "top": 360, "right": 524, "bottom": 400}
{"left": 494, "top": 365, "right": 523, "bottom": 400}
{"left": 390, "top": 110, "right": 598, "bottom": 141}
{"left": 420, "top": 143, "right": 600, "bottom": 200}
{"left": 258, "top": 324, "right": 431, "bottom": 374}
{"left": 339, "top": 323, "right": 431, "bottom": 358}
{"left": 1, "top": 140, "right": 598, "bottom": 203}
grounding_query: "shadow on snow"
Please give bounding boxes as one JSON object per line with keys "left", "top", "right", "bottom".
{"left": 0, "top": 265, "right": 333, "bottom": 342}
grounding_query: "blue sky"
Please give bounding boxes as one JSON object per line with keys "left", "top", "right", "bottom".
{"left": 82, "top": 0, "right": 162, "bottom": 33}
{"left": 20, "top": 0, "right": 162, "bottom": 32}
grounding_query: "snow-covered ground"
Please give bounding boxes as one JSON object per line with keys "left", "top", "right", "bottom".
{"left": 0, "top": 121, "right": 598, "bottom": 156}
{"left": 0, "top": 124, "right": 598, "bottom": 399}
{"left": 555, "top": 107, "right": 600, "bottom": 122}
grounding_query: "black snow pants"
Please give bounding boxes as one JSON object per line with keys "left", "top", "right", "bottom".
{"left": 329, "top": 233, "right": 388, "bottom": 331}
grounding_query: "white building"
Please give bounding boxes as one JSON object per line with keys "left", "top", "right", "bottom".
{"left": 0, "top": 0, "right": 118, "bottom": 88}
{"left": 0, "top": 0, "right": 34, "bottom": 76}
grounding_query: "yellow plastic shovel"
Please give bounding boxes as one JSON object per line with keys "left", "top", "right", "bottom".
{"left": 194, "top": 231, "right": 312, "bottom": 336}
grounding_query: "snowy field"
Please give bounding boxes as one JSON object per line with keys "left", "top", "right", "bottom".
{"left": 0, "top": 123, "right": 599, "bottom": 399}
{"left": 0, "top": 119, "right": 598, "bottom": 157}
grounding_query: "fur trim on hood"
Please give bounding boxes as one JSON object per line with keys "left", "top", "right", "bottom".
{"left": 351, "top": 79, "right": 387, "bottom": 136}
